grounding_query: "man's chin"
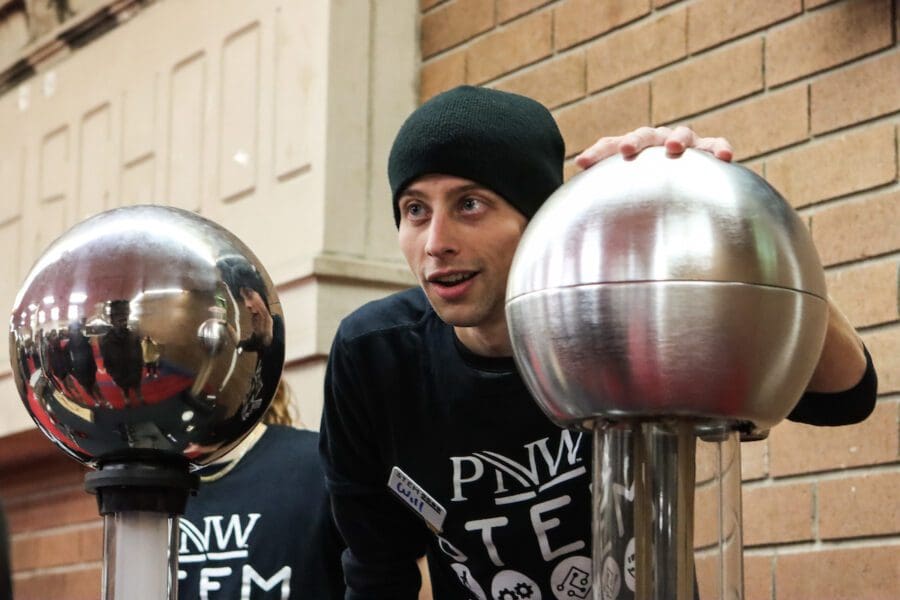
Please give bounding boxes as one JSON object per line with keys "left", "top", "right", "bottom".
{"left": 427, "top": 299, "right": 481, "bottom": 328}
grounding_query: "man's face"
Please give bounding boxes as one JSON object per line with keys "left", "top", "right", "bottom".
{"left": 397, "top": 175, "right": 526, "bottom": 331}
{"left": 110, "top": 310, "right": 128, "bottom": 329}
{"left": 240, "top": 288, "right": 269, "bottom": 333}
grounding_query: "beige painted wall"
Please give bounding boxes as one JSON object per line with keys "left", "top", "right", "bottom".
{"left": 0, "top": 0, "right": 417, "bottom": 437}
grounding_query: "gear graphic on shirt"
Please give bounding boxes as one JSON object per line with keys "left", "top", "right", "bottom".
{"left": 515, "top": 582, "right": 535, "bottom": 598}
{"left": 492, "top": 569, "right": 542, "bottom": 600}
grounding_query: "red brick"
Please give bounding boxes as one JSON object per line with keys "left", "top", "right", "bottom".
{"left": 694, "top": 437, "right": 725, "bottom": 484}
{"left": 811, "top": 50, "right": 900, "bottom": 135}
{"left": 826, "top": 260, "right": 900, "bottom": 328}
{"left": 769, "top": 401, "right": 897, "bottom": 477}
{"left": 742, "top": 482, "right": 815, "bottom": 546}
{"left": 744, "top": 554, "right": 774, "bottom": 600}
{"left": 775, "top": 546, "right": 899, "bottom": 599}
{"left": 896, "top": 0, "right": 900, "bottom": 42}
{"left": 421, "top": 0, "right": 448, "bottom": 10}
{"left": 694, "top": 552, "right": 759, "bottom": 599}
{"left": 12, "top": 523, "right": 103, "bottom": 570}
{"left": 0, "top": 428, "right": 62, "bottom": 472}
{"left": 420, "top": 51, "right": 466, "bottom": 103}
{"left": 497, "top": 0, "right": 552, "bottom": 24}
{"left": 766, "top": 123, "right": 897, "bottom": 209}
{"left": 810, "top": 187, "right": 900, "bottom": 264}
{"left": 687, "top": 0, "right": 801, "bottom": 53}
{"left": 692, "top": 555, "right": 717, "bottom": 599}
{"left": 697, "top": 553, "right": 773, "bottom": 600}
{"left": 554, "top": 83, "right": 651, "bottom": 157}
{"left": 421, "top": 0, "right": 494, "bottom": 58}
{"left": 553, "top": 0, "right": 650, "bottom": 50}
{"left": 585, "top": 8, "right": 686, "bottom": 92}
{"left": 741, "top": 438, "right": 768, "bottom": 481}
{"left": 766, "top": 0, "right": 893, "bottom": 86}
{"left": 13, "top": 565, "right": 101, "bottom": 600}
{"left": 466, "top": 10, "right": 552, "bottom": 84}
{"left": 689, "top": 86, "right": 808, "bottom": 161}
{"left": 694, "top": 483, "right": 731, "bottom": 548}
{"left": 5, "top": 487, "right": 100, "bottom": 534}
{"left": 494, "top": 51, "right": 585, "bottom": 109}
{"left": 743, "top": 159, "right": 764, "bottom": 177}
{"left": 0, "top": 456, "right": 86, "bottom": 500}
{"left": 819, "top": 471, "right": 900, "bottom": 540}
{"left": 863, "top": 326, "right": 900, "bottom": 394}
{"left": 652, "top": 36, "right": 763, "bottom": 123}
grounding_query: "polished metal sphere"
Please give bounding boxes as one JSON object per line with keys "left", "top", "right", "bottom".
{"left": 506, "top": 148, "right": 828, "bottom": 431}
{"left": 9, "top": 206, "right": 284, "bottom": 468}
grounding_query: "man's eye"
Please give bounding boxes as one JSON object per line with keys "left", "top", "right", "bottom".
{"left": 405, "top": 203, "right": 424, "bottom": 218}
{"left": 461, "top": 197, "right": 483, "bottom": 212}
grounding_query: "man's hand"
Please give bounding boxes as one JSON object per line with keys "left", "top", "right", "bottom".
{"left": 575, "top": 125, "right": 734, "bottom": 169}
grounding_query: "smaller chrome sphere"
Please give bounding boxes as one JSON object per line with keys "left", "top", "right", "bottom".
{"left": 9, "top": 206, "right": 285, "bottom": 468}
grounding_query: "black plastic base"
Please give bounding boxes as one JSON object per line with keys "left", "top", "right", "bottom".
{"left": 84, "top": 459, "right": 199, "bottom": 516}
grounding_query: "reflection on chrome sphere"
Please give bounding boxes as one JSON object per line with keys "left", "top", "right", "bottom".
{"left": 507, "top": 148, "right": 828, "bottom": 432}
{"left": 9, "top": 206, "right": 284, "bottom": 468}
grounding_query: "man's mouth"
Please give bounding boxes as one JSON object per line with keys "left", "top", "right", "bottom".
{"left": 428, "top": 272, "right": 478, "bottom": 287}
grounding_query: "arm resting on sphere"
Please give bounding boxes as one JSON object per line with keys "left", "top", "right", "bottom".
{"left": 806, "top": 299, "right": 867, "bottom": 394}
{"left": 789, "top": 299, "right": 878, "bottom": 426}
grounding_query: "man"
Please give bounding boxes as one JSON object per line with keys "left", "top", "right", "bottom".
{"left": 320, "top": 86, "right": 877, "bottom": 599}
{"left": 100, "top": 299, "right": 145, "bottom": 406}
{"left": 218, "top": 257, "right": 285, "bottom": 423}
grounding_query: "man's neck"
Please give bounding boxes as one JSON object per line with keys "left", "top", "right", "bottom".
{"left": 454, "top": 322, "right": 513, "bottom": 357}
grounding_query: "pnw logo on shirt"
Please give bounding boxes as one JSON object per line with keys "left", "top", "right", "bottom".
{"left": 436, "top": 430, "right": 594, "bottom": 600}
{"left": 450, "top": 429, "right": 587, "bottom": 506}
{"left": 178, "top": 513, "right": 292, "bottom": 599}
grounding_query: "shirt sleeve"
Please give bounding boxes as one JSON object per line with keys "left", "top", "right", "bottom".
{"left": 319, "top": 330, "right": 430, "bottom": 599}
{"left": 787, "top": 345, "right": 878, "bottom": 426}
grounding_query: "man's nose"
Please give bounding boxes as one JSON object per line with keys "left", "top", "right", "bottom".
{"left": 425, "top": 211, "right": 459, "bottom": 257}
{"left": 424, "top": 212, "right": 459, "bottom": 257}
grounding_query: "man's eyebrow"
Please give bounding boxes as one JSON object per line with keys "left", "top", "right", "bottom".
{"left": 451, "top": 183, "right": 489, "bottom": 194}
{"left": 403, "top": 182, "right": 491, "bottom": 196}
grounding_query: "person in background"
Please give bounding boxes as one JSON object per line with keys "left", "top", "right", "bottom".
{"left": 178, "top": 381, "right": 346, "bottom": 599}
{"left": 99, "top": 300, "right": 144, "bottom": 406}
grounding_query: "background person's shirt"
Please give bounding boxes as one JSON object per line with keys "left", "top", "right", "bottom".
{"left": 179, "top": 425, "right": 345, "bottom": 600}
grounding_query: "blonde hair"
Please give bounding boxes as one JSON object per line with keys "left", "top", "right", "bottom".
{"left": 262, "top": 379, "right": 297, "bottom": 427}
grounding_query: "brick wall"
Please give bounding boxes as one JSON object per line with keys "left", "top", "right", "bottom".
{"left": 421, "top": 0, "right": 899, "bottom": 598}
{"left": 1, "top": 429, "right": 101, "bottom": 599}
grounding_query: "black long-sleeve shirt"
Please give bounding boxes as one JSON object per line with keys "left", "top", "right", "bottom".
{"left": 320, "top": 288, "right": 877, "bottom": 599}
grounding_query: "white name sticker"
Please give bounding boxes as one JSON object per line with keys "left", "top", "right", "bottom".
{"left": 388, "top": 466, "right": 447, "bottom": 533}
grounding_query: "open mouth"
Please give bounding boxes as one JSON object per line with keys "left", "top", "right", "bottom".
{"left": 429, "top": 272, "right": 477, "bottom": 287}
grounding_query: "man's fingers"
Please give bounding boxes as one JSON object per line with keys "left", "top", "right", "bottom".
{"left": 619, "top": 126, "right": 670, "bottom": 157}
{"left": 693, "top": 136, "right": 734, "bottom": 162}
{"left": 574, "top": 137, "right": 620, "bottom": 169}
{"left": 664, "top": 126, "right": 697, "bottom": 156}
{"left": 575, "top": 126, "right": 734, "bottom": 170}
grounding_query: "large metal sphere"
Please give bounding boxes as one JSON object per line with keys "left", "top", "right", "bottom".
{"left": 9, "top": 206, "right": 284, "bottom": 468}
{"left": 506, "top": 148, "right": 828, "bottom": 431}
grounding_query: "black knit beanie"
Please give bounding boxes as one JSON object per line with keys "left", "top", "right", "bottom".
{"left": 388, "top": 86, "right": 565, "bottom": 227}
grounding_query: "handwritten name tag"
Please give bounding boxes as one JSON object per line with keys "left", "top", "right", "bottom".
{"left": 388, "top": 466, "right": 447, "bottom": 533}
